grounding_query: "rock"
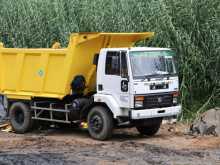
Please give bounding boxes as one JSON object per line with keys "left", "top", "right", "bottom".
{"left": 189, "top": 107, "right": 220, "bottom": 136}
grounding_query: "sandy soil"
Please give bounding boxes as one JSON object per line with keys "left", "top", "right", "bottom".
{"left": 0, "top": 123, "right": 220, "bottom": 165}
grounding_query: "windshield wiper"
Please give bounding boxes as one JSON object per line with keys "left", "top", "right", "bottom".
{"left": 141, "top": 73, "right": 160, "bottom": 81}
{"left": 155, "top": 71, "right": 169, "bottom": 75}
{"left": 141, "top": 72, "right": 177, "bottom": 81}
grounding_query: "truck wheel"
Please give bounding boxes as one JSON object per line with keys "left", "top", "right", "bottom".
{"left": 9, "top": 102, "right": 32, "bottom": 133}
{"left": 87, "top": 106, "right": 113, "bottom": 140}
{"left": 136, "top": 118, "right": 162, "bottom": 136}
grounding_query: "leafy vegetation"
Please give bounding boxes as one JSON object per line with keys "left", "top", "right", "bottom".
{"left": 0, "top": 0, "right": 219, "bottom": 120}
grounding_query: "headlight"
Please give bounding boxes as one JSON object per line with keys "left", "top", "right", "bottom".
{"left": 172, "top": 91, "right": 180, "bottom": 105}
{"left": 173, "top": 97, "right": 178, "bottom": 104}
{"left": 135, "top": 96, "right": 144, "bottom": 108}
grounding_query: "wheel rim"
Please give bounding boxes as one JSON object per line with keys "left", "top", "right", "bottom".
{"left": 89, "top": 114, "right": 103, "bottom": 133}
{"left": 15, "top": 108, "right": 24, "bottom": 125}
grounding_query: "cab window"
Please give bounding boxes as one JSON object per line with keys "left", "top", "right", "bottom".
{"left": 121, "top": 51, "right": 128, "bottom": 78}
{"left": 105, "top": 52, "right": 120, "bottom": 76}
{"left": 105, "top": 51, "right": 128, "bottom": 77}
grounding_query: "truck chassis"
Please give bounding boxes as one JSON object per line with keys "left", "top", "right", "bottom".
{"left": 31, "top": 101, "right": 73, "bottom": 124}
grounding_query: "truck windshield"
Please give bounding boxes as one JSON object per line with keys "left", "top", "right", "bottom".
{"left": 129, "top": 50, "right": 177, "bottom": 79}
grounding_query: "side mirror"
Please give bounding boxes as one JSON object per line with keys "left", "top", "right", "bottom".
{"left": 121, "top": 80, "right": 128, "bottom": 92}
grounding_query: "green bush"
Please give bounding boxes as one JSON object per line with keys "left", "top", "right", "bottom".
{"left": 0, "top": 0, "right": 219, "bottom": 120}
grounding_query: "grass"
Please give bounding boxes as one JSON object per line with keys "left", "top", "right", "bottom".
{"left": 0, "top": 0, "right": 219, "bottom": 120}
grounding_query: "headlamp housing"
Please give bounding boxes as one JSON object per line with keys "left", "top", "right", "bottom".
{"left": 134, "top": 96, "right": 144, "bottom": 108}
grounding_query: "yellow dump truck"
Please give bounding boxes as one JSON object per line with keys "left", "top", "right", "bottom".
{"left": 0, "top": 32, "right": 181, "bottom": 140}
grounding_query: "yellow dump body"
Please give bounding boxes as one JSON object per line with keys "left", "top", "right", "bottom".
{"left": 0, "top": 32, "right": 154, "bottom": 100}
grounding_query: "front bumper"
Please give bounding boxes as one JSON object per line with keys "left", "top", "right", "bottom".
{"left": 130, "top": 105, "right": 181, "bottom": 120}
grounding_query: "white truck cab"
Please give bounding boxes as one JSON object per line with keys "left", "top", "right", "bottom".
{"left": 90, "top": 47, "right": 181, "bottom": 139}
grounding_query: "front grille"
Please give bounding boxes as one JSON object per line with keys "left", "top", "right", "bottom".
{"left": 143, "top": 93, "right": 173, "bottom": 109}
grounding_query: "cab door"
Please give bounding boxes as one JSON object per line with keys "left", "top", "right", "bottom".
{"left": 99, "top": 51, "right": 130, "bottom": 108}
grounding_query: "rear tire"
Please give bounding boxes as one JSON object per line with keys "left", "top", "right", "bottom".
{"left": 87, "top": 106, "right": 113, "bottom": 140}
{"left": 136, "top": 118, "right": 162, "bottom": 136}
{"left": 9, "top": 102, "right": 32, "bottom": 133}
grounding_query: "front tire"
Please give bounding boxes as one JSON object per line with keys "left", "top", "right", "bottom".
{"left": 87, "top": 106, "right": 113, "bottom": 140}
{"left": 9, "top": 102, "right": 32, "bottom": 133}
{"left": 136, "top": 118, "right": 162, "bottom": 136}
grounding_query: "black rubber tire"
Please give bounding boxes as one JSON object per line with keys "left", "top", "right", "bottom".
{"left": 87, "top": 106, "right": 113, "bottom": 140}
{"left": 9, "top": 102, "right": 32, "bottom": 133}
{"left": 136, "top": 118, "right": 162, "bottom": 136}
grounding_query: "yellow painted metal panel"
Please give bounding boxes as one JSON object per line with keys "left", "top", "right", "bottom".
{"left": 21, "top": 54, "right": 42, "bottom": 92}
{"left": 44, "top": 54, "right": 66, "bottom": 93}
{"left": 2, "top": 53, "right": 18, "bottom": 91}
{"left": 0, "top": 32, "right": 154, "bottom": 100}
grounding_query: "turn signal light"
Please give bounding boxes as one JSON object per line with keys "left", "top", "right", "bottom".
{"left": 172, "top": 91, "right": 179, "bottom": 97}
{"left": 135, "top": 96, "right": 144, "bottom": 101}
{"left": 172, "top": 91, "right": 180, "bottom": 105}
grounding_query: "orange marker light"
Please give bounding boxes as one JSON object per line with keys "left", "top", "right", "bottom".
{"left": 173, "top": 91, "right": 179, "bottom": 97}
{"left": 135, "top": 96, "right": 144, "bottom": 101}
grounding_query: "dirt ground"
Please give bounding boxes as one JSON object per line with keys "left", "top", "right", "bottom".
{"left": 0, "top": 123, "right": 220, "bottom": 165}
